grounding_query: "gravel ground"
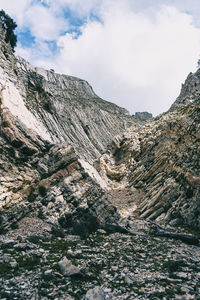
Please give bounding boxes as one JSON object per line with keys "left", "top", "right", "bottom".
{"left": 0, "top": 217, "right": 200, "bottom": 299}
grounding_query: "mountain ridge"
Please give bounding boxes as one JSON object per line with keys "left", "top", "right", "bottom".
{"left": 0, "top": 34, "right": 134, "bottom": 164}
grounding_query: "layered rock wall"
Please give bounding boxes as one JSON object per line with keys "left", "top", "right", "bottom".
{"left": 99, "top": 98, "right": 200, "bottom": 228}
{"left": 0, "top": 27, "right": 132, "bottom": 233}
{"left": 0, "top": 34, "right": 134, "bottom": 163}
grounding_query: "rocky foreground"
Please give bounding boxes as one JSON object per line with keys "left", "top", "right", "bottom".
{"left": 0, "top": 23, "right": 200, "bottom": 299}
{"left": 0, "top": 217, "right": 200, "bottom": 300}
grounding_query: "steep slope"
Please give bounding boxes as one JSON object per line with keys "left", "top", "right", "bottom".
{"left": 0, "top": 32, "right": 134, "bottom": 164}
{"left": 99, "top": 79, "right": 199, "bottom": 228}
{"left": 169, "top": 69, "right": 200, "bottom": 111}
{"left": 0, "top": 27, "right": 134, "bottom": 233}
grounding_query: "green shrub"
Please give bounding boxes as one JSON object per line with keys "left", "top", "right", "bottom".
{"left": 0, "top": 10, "right": 17, "bottom": 50}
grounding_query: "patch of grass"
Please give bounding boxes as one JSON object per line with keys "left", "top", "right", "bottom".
{"left": 163, "top": 259, "right": 186, "bottom": 273}
{"left": 0, "top": 262, "right": 12, "bottom": 276}
{"left": 27, "top": 235, "right": 42, "bottom": 244}
{"left": 16, "top": 255, "right": 41, "bottom": 271}
{"left": 10, "top": 222, "right": 19, "bottom": 230}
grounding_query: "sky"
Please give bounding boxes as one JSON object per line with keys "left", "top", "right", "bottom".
{"left": 1, "top": 0, "right": 200, "bottom": 116}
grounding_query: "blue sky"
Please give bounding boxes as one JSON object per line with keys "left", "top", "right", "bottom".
{"left": 1, "top": 0, "right": 200, "bottom": 116}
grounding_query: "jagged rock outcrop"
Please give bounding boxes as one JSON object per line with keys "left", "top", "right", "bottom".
{"left": 0, "top": 140, "right": 120, "bottom": 234}
{"left": 99, "top": 88, "right": 199, "bottom": 228}
{"left": 169, "top": 69, "right": 200, "bottom": 111}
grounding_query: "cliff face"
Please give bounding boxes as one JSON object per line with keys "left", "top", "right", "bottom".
{"left": 0, "top": 36, "right": 133, "bottom": 164}
{"left": 99, "top": 83, "right": 200, "bottom": 228}
{"left": 0, "top": 24, "right": 199, "bottom": 235}
{"left": 0, "top": 28, "right": 137, "bottom": 233}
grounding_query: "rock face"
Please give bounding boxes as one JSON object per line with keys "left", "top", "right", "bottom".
{"left": 0, "top": 136, "right": 122, "bottom": 234}
{"left": 0, "top": 35, "right": 133, "bottom": 164}
{"left": 0, "top": 26, "right": 133, "bottom": 233}
{"left": 0, "top": 21, "right": 199, "bottom": 235}
{"left": 99, "top": 85, "right": 199, "bottom": 228}
{"left": 169, "top": 69, "right": 200, "bottom": 111}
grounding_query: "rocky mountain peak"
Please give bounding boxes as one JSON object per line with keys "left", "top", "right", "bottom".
{"left": 170, "top": 68, "right": 200, "bottom": 111}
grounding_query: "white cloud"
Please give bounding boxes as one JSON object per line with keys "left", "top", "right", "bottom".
{"left": 24, "top": 4, "right": 68, "bottom": 41}
{"left": 0, "top": 0, "right": 68, "bottom": 40}
{"left": 0, "top": 0, "right": 32, "bottom": 26}
{"left": 16, "top": 40, "right": 55, "bottom": 67}
{"left": 53, "top": 4, "right": 200, "bottom": 115}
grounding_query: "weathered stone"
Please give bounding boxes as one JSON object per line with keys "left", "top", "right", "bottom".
{"left": 85, "top": 286, "right": 105, "bottom": 300}
{"left": 1, "top": 239, "right": 15, "bottom": 249}
{"left": 9, "top": 260, "right": 18, "bottom": 268}
{"left": 58, "top": 257, "right": 81, "bottom": 276}
{"left": 124, "top": 274, "right": 134, "bottom": 285}
{"left": 43, "top": 269, "right": 53, "bottom": 278}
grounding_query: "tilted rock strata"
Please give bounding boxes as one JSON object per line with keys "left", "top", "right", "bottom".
{"left": 0, "top": 33, "right": 134, "bottom": 164}
{"left": 0, "top": 45, "right": 122, "bottom": 234}
{"left": 0, "top": 139, "right": 121, "bottom": 234}
{"left": 0, "top": 27, "right": 132, "bottom": 233}
{"left": 100, "top": 99, "right": 200, "bottom": 228}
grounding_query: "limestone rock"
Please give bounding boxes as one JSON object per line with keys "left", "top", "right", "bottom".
{"left": 0, "top": 26, "right": 130, "bottom": 233}
{"left": 101, "top": 100, "right": 200, "bottom": 228}
{"left": 0, "top": 30, "right": 134, "bottom": 164}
